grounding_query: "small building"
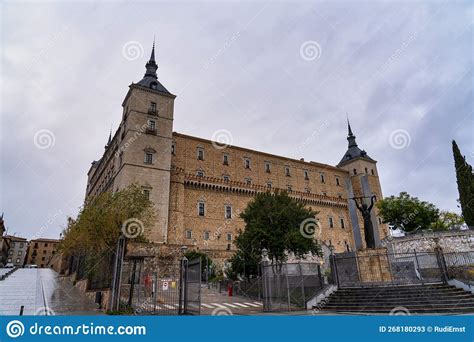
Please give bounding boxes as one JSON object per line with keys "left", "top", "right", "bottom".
{"left": 25, "top": 238, "right": 59, "bottom": 268}
{"left": 0, "top": 214, "right": 11, "bottom": 267}
{"left": 5, "top": 236, "right": 28, "bottom": 267}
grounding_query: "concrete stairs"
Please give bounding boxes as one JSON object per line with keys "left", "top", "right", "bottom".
{"left": 319, "top": 284, "right": 474, "bottom": 314}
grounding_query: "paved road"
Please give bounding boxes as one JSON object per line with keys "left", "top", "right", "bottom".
{"left": 199, "top": 286, "right": 263, "bottom": 315}
{"left": 0, "top": 268, "right": 102, "bottom": 315}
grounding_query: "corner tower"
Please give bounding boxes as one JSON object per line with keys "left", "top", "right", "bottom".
{"left": 337, "top": 120, "right": 388, "bottom": 249}
{"left": 114, "top": 42, "right": 176, "bottom": 243}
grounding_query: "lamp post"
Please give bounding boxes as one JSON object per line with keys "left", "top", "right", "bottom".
{"left": 178, "top": 245, "right": 188, "bottom": 315}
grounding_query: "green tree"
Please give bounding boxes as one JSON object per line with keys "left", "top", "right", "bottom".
{"left": 229, "top": 191, "right": 321, "bottom": 278}
{"left": 376, "top": 192, "right": 439, "bottom": 233}
{"left": 452, "top": 140, "right": 474, "bottom": 228}
{"left": 59, "top": 184, "right": 155, "bottom": 277}
{"left": 431, "top": 211, "right": 465, "bottom": 231}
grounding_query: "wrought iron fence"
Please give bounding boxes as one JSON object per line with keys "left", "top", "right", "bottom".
{"left": 261, "top": 262, "right": 324, "bottom": 312}
{"left": 331, "top": 249, "right": 474, "bottom": 288}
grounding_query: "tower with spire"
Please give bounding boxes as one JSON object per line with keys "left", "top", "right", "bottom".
{"left": 99, "top": 40, "right": 176, "bottom": 243}
{"left": 337, "top": 119, "right": 388, "bottom": 250}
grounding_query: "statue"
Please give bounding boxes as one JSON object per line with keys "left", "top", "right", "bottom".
{"left": 352, "top": 195, "right": 377, "bottom": 249}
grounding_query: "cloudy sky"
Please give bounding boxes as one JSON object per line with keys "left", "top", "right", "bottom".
{"left": 1, "top": 0, "right": 472, "bottom": 239}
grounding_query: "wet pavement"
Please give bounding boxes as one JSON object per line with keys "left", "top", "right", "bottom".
{"left": 199, "top": 286, "right": 263, "bottom": 315}
{"left": 0, "top": 268, "right": 103, "bottom": 315}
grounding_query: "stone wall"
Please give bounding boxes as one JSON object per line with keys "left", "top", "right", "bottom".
{"left": 382, "top": 230, "right": 474, "bottom": 253}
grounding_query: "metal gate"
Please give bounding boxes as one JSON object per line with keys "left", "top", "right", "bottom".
{"left": 115, "top": 257, "right": 201, "bottom": 315}
{"left": 180, "top": 258, "right": 201, "bottom": 315}
{"left": 332, "top": 250, "right": 446, "bottom": 288}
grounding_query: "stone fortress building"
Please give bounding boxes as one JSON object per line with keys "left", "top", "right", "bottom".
{"left": 86, "top": 43, "right": 389, "bottom": 263}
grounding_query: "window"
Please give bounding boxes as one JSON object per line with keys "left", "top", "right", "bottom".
{"left": 320, "top": 173, "right": 325, "bottom": 183}
{"left": 45, "top": 243, "right": 48, "bottom": 247}
{"left": 185, "top": 230, "right": 192, "bottom": 239}
{"left": 304, "top": 170, "right": 309, "bottom": 180}
{"left": 287, "top": 186, "right": 292, "bottom": 192}
{"left": 20, "top": 243, "right": 24, "bottom": 248}
{"left": 147, "top": 119, "right": 156, "bottom": 131}
{"left": 322, "top": 192, "right": 327, "bottom": 196}
{"left": 225, "top": 205, "right": 232, "bottom": 219}
{"left": 171, "top": 143, "right": 176, "bottom": 155}
{"left": 265, "top": 162, "right": 271, "bottom": 173}
{"left": 226, "top": 244, "right": 231, "bottom": 251}
{"left": 203, "top": 231, "right": 210, "bottom": 240}
{"left": 197, "top": 148, "right": 204, "bottom": 161}
{"left": 266, "top": 182, "right": 272, "bottom": 189}
{"left": 371, "top": 169, "right": 375, "bottom": 176}
{"left": 378, "top": 217, "right": 382, "bottom": 224}
{"left": 42, "top": 257, "right": 45, "bottom": 261}
{"left": 223, "top": 154, "right": 229, "bottom": 165}
{"left": 149, "top": 102, "right": 157, "bottom": 114}
{"left": 43, "top": 250, "right": 46, "bottom": 254}
{"left": 8, "top": 250, "right": 12, "bottom": 255}
{"left": 365, "top": 167, "right": 368, "bottom": 174}
{"left": 336, "top": 177, "right": 340, "bottom": 186}
{"left": 353, "top": 169, "right": 357, "bottom": 175}
{"left": 16, "top": 258, "right": 20, "bottom": 264}
{"left": 340, "top": 218, "right": 345, "bottom": 229}
{"left": 196, "top": 170, "right": 204, "bottom": 177}
{"left": 244, "top": 158, "right": 251, "bottom": 169}
{"left": 11, "top": 242, "right": 15, "bottom": 248}
{"left": 285, "top": 167, "right": 291, "bottom": 176}
{"left": 245, "top": 178, "right": 252, "bottom": 185}
{"left": 17, "top": 251, "right": 22, "bottom": 256}
{"left": 144, "top": 152, "right": 153, "bottom": 164}
{"left": 223, "top": 175, "right": 230, "bottom": 182}
{"left": 305, "top": 187, "right": 311, "bottom": 194}
{"left": 329, "top": 217, "right": 334, "bottom": 228}
{"left": 227, "top": 233, "right": 232, "bottom": 241}
{"left": 198, "top": 202, "right": 205, "bottom": 216}
{"left": 143, "top": 189, "right": 150, "bottom": 200}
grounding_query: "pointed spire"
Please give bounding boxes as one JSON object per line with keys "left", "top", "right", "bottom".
{"left": 107, "top": 128, "right": 112, "bottom": 145}
{"left": 347, "top": 113, "right": 354, "bottom": 137}
{"left": 144, "top": 39, "right": 158, "bottom": 79}
{"left": 150, "top": 36, "right": 155, "bottom": 62}
{"left": 346, "top": 116, "right": 357, "bottom": 148}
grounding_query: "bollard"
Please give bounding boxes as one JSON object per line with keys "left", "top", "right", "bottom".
{"left": 19, "top": 306, "right": 24, "bottom": 316}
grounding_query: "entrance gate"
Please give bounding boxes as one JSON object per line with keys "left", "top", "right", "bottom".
{"left": 114, "top": 257, "right": 201, "bottom": 315}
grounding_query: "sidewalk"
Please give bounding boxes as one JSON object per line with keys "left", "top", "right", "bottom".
{"left": 0, "top": 268, "right": 102, "bottom": 315}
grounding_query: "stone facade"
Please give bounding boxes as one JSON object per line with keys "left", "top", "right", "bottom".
{"left": 25, "top": 238, "right": 59, "bottom": 268}
{"left": 382, "top": 230, "right": 474, "bottom": 254}
{"left": 85, "top": 45, "right": 389, "bottom": 264}
{"left": 5, "top": 236, "right": 28, "bottom": 267}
